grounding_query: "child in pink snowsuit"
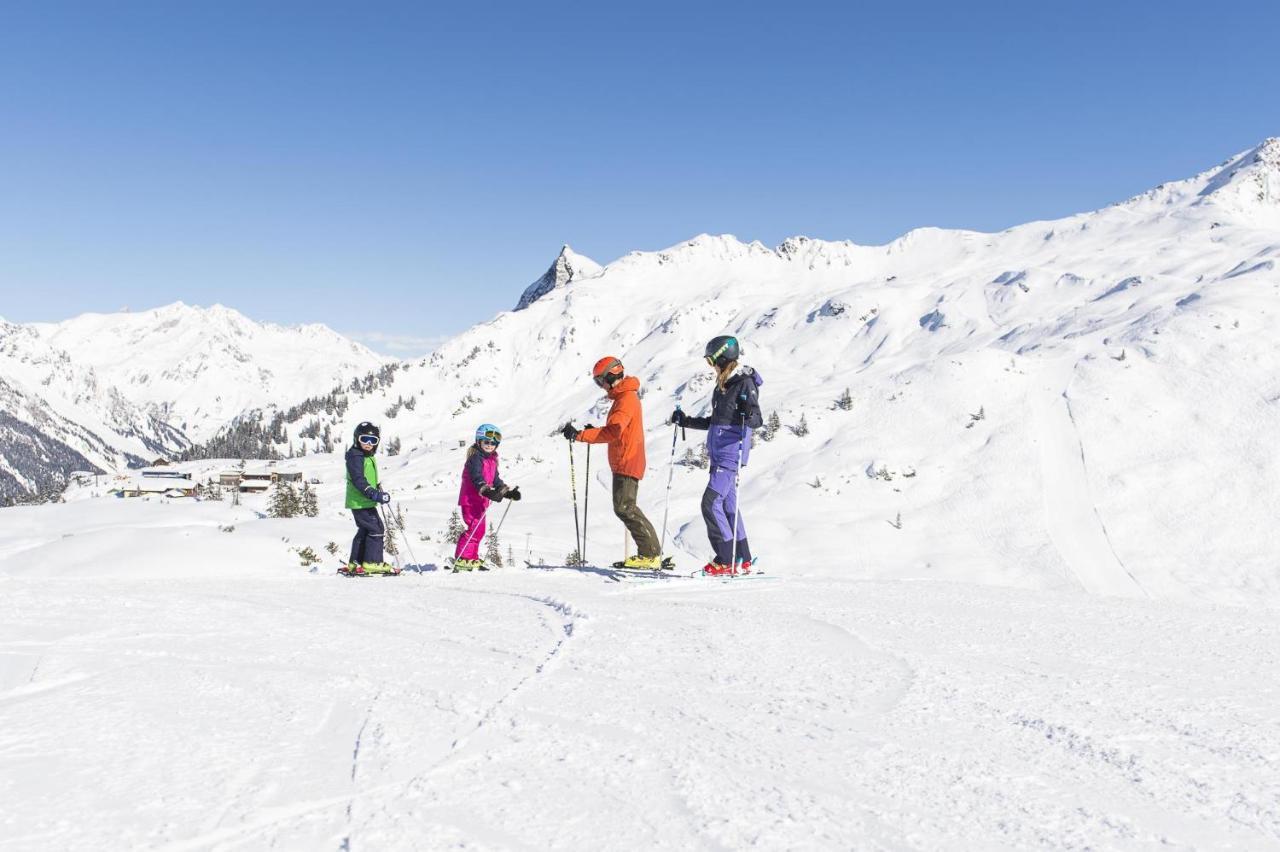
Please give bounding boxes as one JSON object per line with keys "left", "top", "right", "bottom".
{"left": 454, "top": 423, "right": 520, "bottom": 567}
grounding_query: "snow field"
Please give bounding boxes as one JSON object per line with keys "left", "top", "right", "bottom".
{"left": 2, "top": 560, "right": 1277, "bottom": 849}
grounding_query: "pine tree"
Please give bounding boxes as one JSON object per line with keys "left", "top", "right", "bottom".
{"left": 792, "top": 413, "right": 810, "bottom": 437}
{"left": 386, "top": 436, "right": 402, "bottom": 456}
{"left": 300, "top": 482, "right": 319, "bottom": 517}
{"left": 835, "top": 388, "right": 853, "bottom": 410}
{"left": 485, "top": 528, "right": 502, "bottom": 567}
{"left": 446, "top": 509, "right": 464, "bottom": 544}
{"left": 268, "top": 481, "right": 297, "bottom": 518}
{"left": 761, "top": 410, "right": 782, "bottom": 442}
{"left": 384, "top": 517, "right": 400, "bottom": 558}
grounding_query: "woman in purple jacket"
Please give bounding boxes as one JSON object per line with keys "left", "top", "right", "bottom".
{"left": 671, "top": 336, "right": 764, "bottom": 576}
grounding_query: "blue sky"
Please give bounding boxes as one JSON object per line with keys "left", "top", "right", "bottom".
{"left": 1, "top": 0, "right": 1277, "bottom": 354}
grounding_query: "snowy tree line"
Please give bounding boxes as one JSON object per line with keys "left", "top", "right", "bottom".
{"left": 0, "top": 411, "right": 103, "bottom": 506}
{"left": 181, "top": 364, "right": 403, "bottom": 462}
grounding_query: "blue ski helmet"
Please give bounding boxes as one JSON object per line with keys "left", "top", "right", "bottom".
{"left": 475, "top": 423, "right": 502, "bottom": 445}
{"left": 705, "top": 335, "right": 740, "bottom": 368}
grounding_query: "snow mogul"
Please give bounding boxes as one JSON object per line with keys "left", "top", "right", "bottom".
{"left": 670, "top": 335, "right": 764, "bottom": 575}
{"left": 342, "top": 421, "right": 396, "bottom": 575}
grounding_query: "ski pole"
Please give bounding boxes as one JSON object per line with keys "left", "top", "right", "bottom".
{"left": 568, "top": 435, "right": 582, "bottom": 563}
{"left": 583, "top": 444, "right": 591, "bottom": 564}
{"left": 395, "top": 502, "right": 421, "bottom": 568}
{"left": 659, "top": 407, "right": 681, "bottom": 554}
{"left": 378, "top": 503, "right": 403, "bottom": 573}
{"left": 492, "top": 499, "right": 514, "bottom": 538}
{"left": 729, "top": 411, "right": 747, "bottom": 572}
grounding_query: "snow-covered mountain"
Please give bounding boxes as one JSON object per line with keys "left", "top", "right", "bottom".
{"left": 32, "top": 302, "right": 387, "bottom": 440}
{"left": 243, "top": 137, "right": 1280, "bottom": 605}
{"left": 515, "top": 245, "right": 604, "bottom": 310}
{"left": 0, "top": 304, "right": 386, "bottom": 502}
{"left": 0, "top": 317, "right": 189, "bottom": 500}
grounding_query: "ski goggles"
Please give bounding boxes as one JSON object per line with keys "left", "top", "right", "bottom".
{"left": 357, "top": 434, "right": 380, "bottom": 447}
{"left": 478, "top": 429, "right": 502, "bottom": 445}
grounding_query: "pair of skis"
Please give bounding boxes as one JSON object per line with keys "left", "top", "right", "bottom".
{"left": 525, "top": 560, "right": 666, "bottom": 583}
{"left": 337, "top": 562, "right": 401, "bottom": 577}
{"left": 525, "top": 559, "right": 770, "bottom": 584}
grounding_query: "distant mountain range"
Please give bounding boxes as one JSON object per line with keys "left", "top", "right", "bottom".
{"left": 0, "top": 304, "right": 386, "bottom": 502}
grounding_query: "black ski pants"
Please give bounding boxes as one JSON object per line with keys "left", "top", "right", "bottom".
{"left": 350, "top": 507, "right": 385, "bottom": 565}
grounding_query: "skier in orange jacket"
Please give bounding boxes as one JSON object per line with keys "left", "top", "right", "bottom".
{"left": 561, "top": 356, "right": 664, "bottom": 569}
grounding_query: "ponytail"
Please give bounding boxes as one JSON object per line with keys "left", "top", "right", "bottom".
{"left": 716, "top": 360, "right": 738, "bottom": 390}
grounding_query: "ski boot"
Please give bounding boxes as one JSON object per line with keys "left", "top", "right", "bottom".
{"left": 735, "top": 557, "right": 755, "bottom": 575}
{"left": 362, "top": 562, "right": 399, "bottom": 575}
{"left": 620, "top": 555, "right": 664, "bottom": 571}
{"left": 451, "top": 558, "right": 478, "bottom": 573}
{"left": 340, "top": 561, "right": 366, "bottom": 576}
{"left": 701, "top": 562, "right": 734, "bottom": 577}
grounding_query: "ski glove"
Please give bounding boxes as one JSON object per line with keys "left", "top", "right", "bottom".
{"left": 561, "top": 423, "right": 580, "bottom": 441}
{"left": 670, "top": 408, "right": 686, "bottom": 426}
{"left": 376, "top": 490, "right": 391, "bottom": 505}
{"left": 479, "top": 485, "right": 500, "bottom": 500}
{"left": 507, "top": 486, "right": 522, "bottom": 501}
{"left": 363, "top": 486, "right": 390, "bottom": 504}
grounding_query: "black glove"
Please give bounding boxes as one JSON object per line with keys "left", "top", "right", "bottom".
{"left": 376, "top": 490, "right": 391, "bottom": 505}
{"left": 670, "top": 408, "right": 686, "bottom": 426}
{"left": 561, "top": 423, "right": 580, "bottom": 441}
{"left": 479, "top": 485, "right": 499, "bottom": 500}
{"left": 507, "top": 486, "right": 522, "bottom": 501}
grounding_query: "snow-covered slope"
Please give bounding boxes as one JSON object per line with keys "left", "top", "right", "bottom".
{"left": 33, "top": 302, "right": 387, "bottom": 440}
{"left": 1, "top": 472, "right": 1277, "bottom": 849}
{"left": 236, "top": 137, "right": 1280, "bottom": 605}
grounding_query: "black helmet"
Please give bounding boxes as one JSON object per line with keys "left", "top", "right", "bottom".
{"left": 353, "top": 421, "right": 380, "bottom": 448}
{"left": 704, "top": 335, "right": 740, "bottom": 368}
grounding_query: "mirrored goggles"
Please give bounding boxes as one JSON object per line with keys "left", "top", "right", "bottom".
{"left": 478, "top": 430, "right": 502, "bottom": 445}
{"left": 357, "top": 434, "right": 380, "bottom": 447}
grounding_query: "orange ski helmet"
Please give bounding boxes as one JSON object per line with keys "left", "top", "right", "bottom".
{"left": 592, "top": 356, "right": 625, "bottom": 389}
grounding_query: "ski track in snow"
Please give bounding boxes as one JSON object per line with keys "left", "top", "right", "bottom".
{"left": 1031, "top": 356, "right": 1147, "bottom": 598}
{"left": 2, "top": 567, "right": 1278, "bottom": 850}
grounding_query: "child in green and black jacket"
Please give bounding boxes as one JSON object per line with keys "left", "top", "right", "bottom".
{"left": 343, "top": 421, "right": 395, "bottom": 575}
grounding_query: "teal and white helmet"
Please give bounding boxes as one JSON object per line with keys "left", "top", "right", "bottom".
{"left": 475, "top": 423, "right": 502, "bottom": 444}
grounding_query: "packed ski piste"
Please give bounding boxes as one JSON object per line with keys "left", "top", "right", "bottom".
{"left": 338, "top": 335, "right": 767, "bottom": 582}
